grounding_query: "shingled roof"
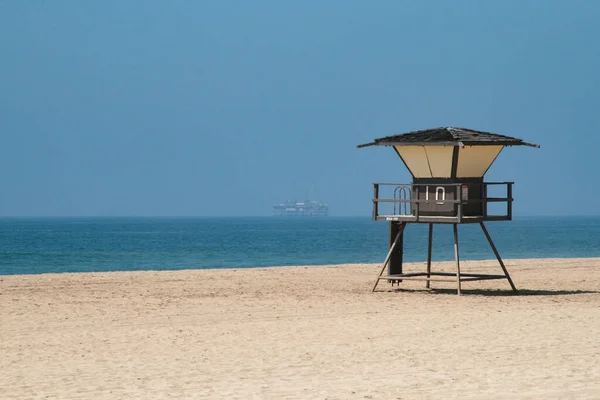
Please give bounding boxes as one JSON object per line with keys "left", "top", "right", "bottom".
{"left": 357, "top": 127, "right": 540, "bottom": 148}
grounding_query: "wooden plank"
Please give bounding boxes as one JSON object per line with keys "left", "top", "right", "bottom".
{"left": 387, "top": 272, "right": 508, "bottom": 278}
{"left": 449, "top": 273, "right": 505, "bottom": 278}
{"left": 381, "top": 277, "right": 460, "bottom": 283}
{"left": 484, "top": 197, "right": 512, "bottom": 202}
{"left": 381, "top": 274, "right": 507, "bottom": 281}
{"left": 459, "top": 276, "right": 507, "bottom": 282}
{"left": 483, "top": 215, "right": 510, "bottom": 222}
{"left": 376, "top": 216, "right": 417, "bottom": 222}
{"left": 414, "top": 216, "right": 461, "bottom": 224}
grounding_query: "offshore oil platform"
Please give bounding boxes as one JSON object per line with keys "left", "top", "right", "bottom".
{"left": 272, "top": 200, "right": 329, "bottom": 216}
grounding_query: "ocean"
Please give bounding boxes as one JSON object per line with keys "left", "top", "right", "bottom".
{"left": 1, "top": 216, "right": 599, "bottom": 275}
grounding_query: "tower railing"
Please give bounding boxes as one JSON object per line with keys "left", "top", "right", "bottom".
{"left": 371, "top": 182, "right": 513, "bottom": 223}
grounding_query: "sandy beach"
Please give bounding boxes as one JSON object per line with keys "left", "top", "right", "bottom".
{"left": 2, "top": 258, "right": 600, "bottom": 399}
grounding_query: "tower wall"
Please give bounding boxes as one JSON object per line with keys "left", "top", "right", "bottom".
{"left": 412, "top": 178, "right": 484, "bottom": 217}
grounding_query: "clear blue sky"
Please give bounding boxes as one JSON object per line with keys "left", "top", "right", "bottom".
{"left": 1, "top": 1, "right": 599, "bottom": 216}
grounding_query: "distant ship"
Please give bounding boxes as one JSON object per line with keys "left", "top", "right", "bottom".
{"left": 272, "top": 200, "right": 329, "bottom": 216}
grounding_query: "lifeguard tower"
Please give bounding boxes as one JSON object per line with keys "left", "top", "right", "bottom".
{"left": 357, "top": 127, "right": 539, "bottom": 295}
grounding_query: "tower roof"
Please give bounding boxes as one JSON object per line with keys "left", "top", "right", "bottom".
{"left": 357, "top": 127, "right": 540, "bottom": 148}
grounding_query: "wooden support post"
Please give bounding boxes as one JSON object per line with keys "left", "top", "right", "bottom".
{"left": 372, "top": 184, "right": 379, "bottom": 220}
{"left": 372, "top": 223, "right": 406, "bottom": 292}
{"left": 480, "top": 222, "right": 517, "bottom": 292}
{"left": 388, "top": 222, "right": 404, "bottom": 275}
{"left": 453, "top": 224, "right": 462, "bottom": 296}
{"left": 426, "top": 223, "right": 433, "bottom": 289}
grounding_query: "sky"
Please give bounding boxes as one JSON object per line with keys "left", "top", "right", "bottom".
{"left": 1, "top": 0, "right": 599, "bottom": 217}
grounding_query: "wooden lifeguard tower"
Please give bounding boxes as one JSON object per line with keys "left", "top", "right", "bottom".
{"left": 357, "top": 127, "right": 539, "bottom": 295}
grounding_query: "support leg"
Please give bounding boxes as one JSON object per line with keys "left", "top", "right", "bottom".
{"left": 372, "top": 223, "right": 406, "bottom": 292}
{"left": 480, "top": 222, "right": 518, "bottom": 292}
{"left": 426, "top": 223, "right": 433, "bottom": 289}
{"left": 388, "top": 222, "right": 404, "bottom": 275}
{"left": 453, "top": 224, "right": 462, "bottom": 296}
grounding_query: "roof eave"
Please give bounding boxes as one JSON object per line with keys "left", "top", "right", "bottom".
{"left": 357, "top": 141, "right": 541, "bottom": 148}
{"left": 376, "top": 141, "right": 463, "bottom": 147}
{"left": 518, "top": 141, "right": 541, "bottom": 148}
{"left": 356, "top": 141, "right": 377, "bottom": 149}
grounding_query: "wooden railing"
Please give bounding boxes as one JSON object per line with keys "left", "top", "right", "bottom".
{"left": 372, "top": 182, "right": 514, "bottom": 223}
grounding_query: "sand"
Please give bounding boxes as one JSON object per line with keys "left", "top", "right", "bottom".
{"left": 2, "top": 258, "right": 600, "bottom": 399}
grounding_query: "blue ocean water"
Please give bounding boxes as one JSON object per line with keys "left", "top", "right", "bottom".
{"left": 0, "top": 217, "right": 599, "bottom": 275}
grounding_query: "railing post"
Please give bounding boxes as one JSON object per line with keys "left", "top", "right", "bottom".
{"left": 507, "top": 182, "right": 513, "bottom": 220}
{"left": 372, "top": 184, "right": 379, "bottom": 220}
{"left": 415, "top": 201, "right": 419, "bottom": 222}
